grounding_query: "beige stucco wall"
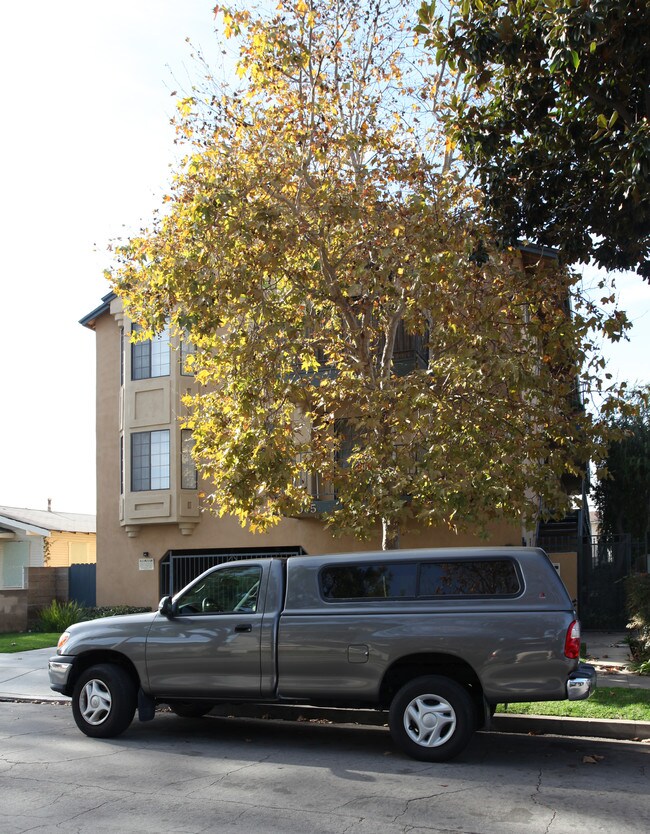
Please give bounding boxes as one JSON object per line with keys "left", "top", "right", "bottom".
{"left": 46, "top": 532, "right": 96, "bottom": 567}
{"left": 547, "top": 551, "right": 578, "bottom": 606}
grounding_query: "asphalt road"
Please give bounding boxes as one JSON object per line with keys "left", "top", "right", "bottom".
{"left": 1, "top": 702, "right": 648, "bottom": 834}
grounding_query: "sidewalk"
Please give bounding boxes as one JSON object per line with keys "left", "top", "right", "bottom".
{"left": 581, "top": 629, "right": 650, "bottom": 690}
{"left": 0, "top": 646, "right": 64, "bottom": 702}
{"left": 1, "top": 632, "right": 648, "bottom": 742}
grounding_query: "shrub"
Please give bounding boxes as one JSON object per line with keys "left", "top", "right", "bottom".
{"left": 82, "top": 605, "right": 152, "bottom": 620}
{"left": 36, "top": 600, "right": 87, "bottom": 633}
{"left": 35, "top": 602, "right": 152, "bottom": 633}
{"left": 624, "top": 573, "right": 650, "bottom": 670}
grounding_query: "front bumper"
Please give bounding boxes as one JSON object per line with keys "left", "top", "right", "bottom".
{"left": 567, "top": 662, "right": 597, "bottom": 701}
{"left": 48, "top": 655, "right": 74, "bottom": 695}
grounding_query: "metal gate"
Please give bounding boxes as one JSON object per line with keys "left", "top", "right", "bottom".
{"left": 541, "top": 530, "right": 648, "bottom": 630}
{"left": 578, "top": 535, "right": 649, "bottom": 630}
{"left": 68, "top": 563, "right": 96, "bottom": 607}
{"left": 159, "top": 547, "right": 306, "bottom": 597}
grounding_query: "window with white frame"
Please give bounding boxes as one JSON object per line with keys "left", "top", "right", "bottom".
{"left": 131, "top": 430, "right": 170, "bottom": 491}
{"left": 131, "top": 323, "right": 170, "bottom": 380}
{"left": 180, "top": 334, "right": 195, "bottom": 376}
{"left": 181, "top": 429, "right": 198, "bottom": 489}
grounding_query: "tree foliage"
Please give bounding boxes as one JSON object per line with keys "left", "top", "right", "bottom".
{"left": 594, "top": 386, "right": 650, "bottom": 539}
{"left": 420, "top": 0, "right": 650, "bottom": 279}
{"left": 111, "top": 0, "right": 628, "bottom": 549}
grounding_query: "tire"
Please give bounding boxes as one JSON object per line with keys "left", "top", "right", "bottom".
{"left": 168, "top": 701, "right": 213, "bottom": 718}
{"left": 389, "top": 675, "right": 476, "bottom": 762}
{"left": 71, "top": 664, "right": 137, "bottom": 739}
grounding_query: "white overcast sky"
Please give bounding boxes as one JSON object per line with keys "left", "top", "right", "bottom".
{"left": 0, "top": 1, "right": 648, "bottom": 515}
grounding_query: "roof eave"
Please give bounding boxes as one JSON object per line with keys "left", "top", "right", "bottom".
{"left": 80, "top": 291, "right": 117, "bottom": 329}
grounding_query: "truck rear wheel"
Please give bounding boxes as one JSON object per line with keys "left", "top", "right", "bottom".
{"left": 389, "top": 675, "right": 475, "bottom": 762}
{"left": 71, "top": 664, "right": 137, "bottom": 738}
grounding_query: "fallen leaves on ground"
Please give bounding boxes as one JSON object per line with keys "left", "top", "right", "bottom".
{"left": 582, "top": 754, "right": 605, "bottom": 764}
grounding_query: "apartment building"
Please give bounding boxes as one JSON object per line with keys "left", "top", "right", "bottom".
{"left": 82, "top": 283, "right": 533, "bottom": 609}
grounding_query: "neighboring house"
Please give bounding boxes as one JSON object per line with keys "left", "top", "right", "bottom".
{"left": 81, "top": 245, "right": 583, "bottom": 611}
{"left": 0, "top": 505, "right": 96, "bottom": 590}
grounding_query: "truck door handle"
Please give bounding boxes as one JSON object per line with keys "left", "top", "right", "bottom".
{"left": 234, "top": 624, "right": 252, "bottom": 633}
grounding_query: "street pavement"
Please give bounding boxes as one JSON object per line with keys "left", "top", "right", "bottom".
{"left": 1, "top": 631, "right": 649, "bottom": 743}
{"left": 1, "top": 700, "right": 648, "bottom": 834}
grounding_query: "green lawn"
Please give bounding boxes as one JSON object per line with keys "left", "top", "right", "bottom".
{"left": 496, "top": 687, "right": 650, "bottom": 722}
{"left": 0, "top": 633, "right": 59, "bottom": 653}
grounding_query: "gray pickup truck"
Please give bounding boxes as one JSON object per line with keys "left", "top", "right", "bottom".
{"left": 49, "top": 547, "right": 596, "bottom": 761}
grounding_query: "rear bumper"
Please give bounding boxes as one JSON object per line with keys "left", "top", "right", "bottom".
{"left": 567, "top": 662, "right": 597, "bottom": 701}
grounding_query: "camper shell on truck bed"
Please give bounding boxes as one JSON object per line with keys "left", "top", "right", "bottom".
{"left": 49, "top": 547, "right": 596, "bottom": 761}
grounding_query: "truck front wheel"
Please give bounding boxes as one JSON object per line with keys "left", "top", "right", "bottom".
{"left": 389, "top": 675, "right": 475, "bottom": 762}
{"left": 71, "top": 664, "right": 137, "bottom": 738}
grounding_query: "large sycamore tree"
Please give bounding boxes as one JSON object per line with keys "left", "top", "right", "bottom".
{"left": 111, "top": 0, "right": 627, "bottom": 549}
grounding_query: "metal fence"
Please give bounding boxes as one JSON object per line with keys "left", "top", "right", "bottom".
{"left": 540, "top": 533, "right": 649, "bottom": 629}
{"left": 586, "top": 535, "right": 649, "bottom": 629}
{"left": 159, "top": 547, "right": 306, "bottom": 597}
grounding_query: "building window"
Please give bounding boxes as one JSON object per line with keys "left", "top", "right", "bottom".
{"left": 334, "top": 418, "right": 355, "bottom": 467}
{"left": 181, "top": 429, "right": 198, "bottom": 490}
{"left": 131, "top": 430, "right": 170, "bottom": 491}
{"left": 131, "top": 323, "right": 170, "bottom": 380}
{"left": 120, "top": 326, "right": 125, "bottom": 386}
{"left": 180, "top": 334, "right": 195, "bottom": 376}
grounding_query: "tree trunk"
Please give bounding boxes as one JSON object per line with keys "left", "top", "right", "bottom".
{"left": 382, "top": 518, "right": 400, "bottom": 550}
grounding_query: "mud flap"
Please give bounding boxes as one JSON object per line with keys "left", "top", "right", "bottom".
{"left": 138, "top": 688, "right": 156, "bottom": 722}
{"left": 481, "top": 697, "right": 494, "bottom": 729}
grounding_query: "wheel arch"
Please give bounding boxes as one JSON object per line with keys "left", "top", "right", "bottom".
{"left": 379, "top": 652, "right": 485, "bottom": 722}
{"left": 65, "top": 651, "right": 142, "bottom": 697}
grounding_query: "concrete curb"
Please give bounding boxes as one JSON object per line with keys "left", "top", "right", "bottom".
{"left": 0, "top": 695, "right": 69, "bottom": 705}
{"left": 204, "top": 703, "right": 650, "bottom": 743}
{"left": 491, "top": 713, "right": 650, "bottom": 742}
{"left": 2, "top": 696, "right": 649, "bottom": 742}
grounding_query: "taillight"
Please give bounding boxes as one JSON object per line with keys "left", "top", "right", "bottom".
{"left": 564, "top": 620, "right": 581, "bottom": 659}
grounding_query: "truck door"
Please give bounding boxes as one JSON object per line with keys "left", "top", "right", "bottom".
{"left": 145, "top": 562, "right": 265, "bottom": 698}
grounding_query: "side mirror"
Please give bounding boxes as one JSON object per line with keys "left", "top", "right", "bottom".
{"left": 158, "top": 595, "right": 175, "bottom": 619}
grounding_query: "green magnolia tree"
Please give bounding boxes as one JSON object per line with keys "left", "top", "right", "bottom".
{"left": 111, "top": 0, "right": 628, "bottom": 549}
{"left": 419, "top": 0, "right": 650, "bottom": 279}
{"left": 594, "top": 386, "right": 650, "bottom": 539}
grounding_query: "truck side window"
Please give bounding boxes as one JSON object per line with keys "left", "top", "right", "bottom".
{"left": 176, "top": 565, "right": 262, "bottom": 614}
{"left": 320, "top": 558, "right": 521, "bottom": 600}
{"left": 320, "top": 563, "right": 417, "bottom": 599}
{"left": 418, "top": 559, "right": 521, "bottom": 597}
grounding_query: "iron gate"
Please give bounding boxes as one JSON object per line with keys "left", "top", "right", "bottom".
{"left": 578, "top": 535, "right": 649, "bottom": 630}
{"left": 159, "top": 547, "right": 306, "bottom": 597}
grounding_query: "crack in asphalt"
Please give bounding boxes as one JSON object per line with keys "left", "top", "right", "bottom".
{"left": 183, "top": 753, "right": 273, "bottom": 796}
{"left": 530, "top": 767, "right": 558, "bottom": 834}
